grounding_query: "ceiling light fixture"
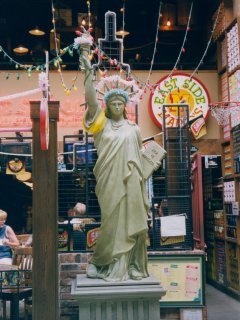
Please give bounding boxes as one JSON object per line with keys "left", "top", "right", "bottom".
{"left": 13, "top": 45, "right": 29, "bottom": 54}
{"left": 116, "top": 28, "right": 130, "bottom": 38}
{"left": 29, "top": 27, "right": 45, "bottom": 36}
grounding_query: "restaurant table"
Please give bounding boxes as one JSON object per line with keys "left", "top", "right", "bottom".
{"left": 0, "top": 264, "right": 32, "bottom": 320}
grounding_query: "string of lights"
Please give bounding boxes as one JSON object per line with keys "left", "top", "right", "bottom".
{"left": 128, "top": 3, "right": 192, "bottom": 94}
{"left": 167, "top": 2, "right": 193, "bottom": 79}
{"left": 190, "top": 3, "right": 221, "bottom": 79}
{"left": 144, "top": 0, "right": 163, "bottom": 92}
{"left": 51, "top": 1, "right": 80, "bottom": 95}
{"left": 0, "top": 42, "right": 74, "bottom": 80}
{"left": 130, "top": 2, "right": 221, "bottom": 96}
{"left": 0, "top": 1, "right": 222, "bottom": 100}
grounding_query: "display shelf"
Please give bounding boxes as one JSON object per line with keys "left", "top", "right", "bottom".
{"left": 225, "top": 241, "right": 240, "bottom": 291}
{"left": 226, "top": 17, "right": 240, "bottom": 75}
{"left": 202, "top": 155, "right": 224, "bottom": 284}
{"left": 222, "top": 143, "right": 234, "bottom": 177}
{"left": 217, "top": 36, "right": 227, "bottom": 74}
{"left": 212, "top": 2, "right": 231, "bottom": 41}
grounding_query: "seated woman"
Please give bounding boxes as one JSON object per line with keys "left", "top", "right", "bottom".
{"left": 0, "top": 209, "right": 20, "bottom": 265}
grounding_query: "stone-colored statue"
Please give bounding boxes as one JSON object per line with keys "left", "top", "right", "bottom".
{"left": 80, "top": 37, "right": 150, "bottom": 282}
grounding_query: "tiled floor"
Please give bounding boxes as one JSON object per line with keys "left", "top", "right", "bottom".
{"left": 206, "top": 284, "right": 240, "bottom": 320}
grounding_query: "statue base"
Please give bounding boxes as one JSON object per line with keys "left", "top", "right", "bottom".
{"left": 71, "top": 275, "right": 166, "bottom": 320}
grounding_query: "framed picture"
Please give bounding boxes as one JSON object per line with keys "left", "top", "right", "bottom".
{"left": 148, "top": 254, "right": 205, "bottom": 307}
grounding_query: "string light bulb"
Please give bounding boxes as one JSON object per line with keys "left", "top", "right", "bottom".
{"left": 166, "top": 19, "right": 171, "bottom": 27}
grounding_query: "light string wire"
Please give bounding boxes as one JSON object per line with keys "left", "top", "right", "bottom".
{"left": 0, "top": 42, "right": 74, "bottom": 79}
{"left": 122, "top": 0, "right": 126, "bottom": 36}
{"left": 190, "top": 4, "right": 221, "bottom": 79}
{"left": 87, "top": 1, "right": 91, "bottom": 27}
{"left": 0, "top": 46, "right": 30, "bottom": 71}
{"left": 51, "top": 1, "right": 80, "bottom": 95}
{"left": 0, "top": 2, "right": 221, "bottom": 98}
{"left": 144, "top": 1, "right": 163, "bottom": 90}
{"left": 130, "top": 2, "right": 221, "bottom": 94}
{"left": 130, "top": 1, "right": 191, "bottom": 93}
{"left": 168, "top": 2, "right": 193, "bottom": 79}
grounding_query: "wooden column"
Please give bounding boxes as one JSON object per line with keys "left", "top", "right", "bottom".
{"left": 30, "top": 101, "right": 60, "bottom": 320}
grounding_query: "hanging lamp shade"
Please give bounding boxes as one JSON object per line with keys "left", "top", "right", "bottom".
{"left": 29, "top": 27, "right": 45, "bottom": 36}
{"left": 13, "top": 45, "right": 29, "bottom": 54}
{"left": 116, "top": 28, "right": 130, "bottom": 37}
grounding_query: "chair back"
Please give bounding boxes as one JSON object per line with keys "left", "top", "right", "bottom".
{"left": 16, "top": 234, "right": 31, "bottom": 247}
{"left": 13, "top": 247, "right": 33, "bottom": 286}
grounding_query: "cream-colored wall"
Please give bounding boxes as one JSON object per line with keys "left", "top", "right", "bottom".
{"left": 0, "top": 70, "right": 219, "bottom": 149}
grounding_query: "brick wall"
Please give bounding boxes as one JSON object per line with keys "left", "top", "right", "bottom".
{"left": 59, "top": 252, "right": 92, "bottom": 320}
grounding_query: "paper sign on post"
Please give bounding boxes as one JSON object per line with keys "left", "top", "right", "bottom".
{"left": 160, "top": 215, "right": 186, "bottom": 237}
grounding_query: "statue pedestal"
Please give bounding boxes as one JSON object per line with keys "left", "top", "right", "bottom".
{"left": 71, "top": 275, "right": 166, "bottom": 320}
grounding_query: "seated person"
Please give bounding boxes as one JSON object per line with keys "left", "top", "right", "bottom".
{"left": 0, "top": 209, "right": 20, "bottom": 265}
{"left": 70, "top": 203, "right": 95, "bottom": 251}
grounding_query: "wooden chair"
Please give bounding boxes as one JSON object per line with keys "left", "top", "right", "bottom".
{"left": 16, "top": 234, "right": 32, "bottom": 247}
{"left": 0, "top": 247, "right": 33, "bottom": 319}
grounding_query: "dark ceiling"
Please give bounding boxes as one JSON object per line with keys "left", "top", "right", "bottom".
{"left": 0, "top": 0, "right": 221, "bottom": 70}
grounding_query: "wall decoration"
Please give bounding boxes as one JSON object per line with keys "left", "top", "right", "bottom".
{"left": 149, "top": 73, "right": 210, "bottom": 139}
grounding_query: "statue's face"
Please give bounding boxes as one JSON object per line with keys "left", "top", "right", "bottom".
{"left": 107, "top": 97, "right": 125, "bottom": 118}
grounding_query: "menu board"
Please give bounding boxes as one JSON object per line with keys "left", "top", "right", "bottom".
{"left": 148, "top": 255, "right": 204, "bottom": 306}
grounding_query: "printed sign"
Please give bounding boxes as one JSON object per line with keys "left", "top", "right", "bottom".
{"left": 148, "top": 255, "right": 204, "bottom": 306}
{"left": 149, "top": 73, "right": 210, "bottom": 138}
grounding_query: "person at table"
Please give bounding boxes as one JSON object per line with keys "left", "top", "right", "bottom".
{"left": 0, "top": 209, "right": 19, "bottom": 265}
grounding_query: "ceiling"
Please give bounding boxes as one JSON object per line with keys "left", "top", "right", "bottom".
{"left": 0, "top": 0, "right": 221, "bottom": 71}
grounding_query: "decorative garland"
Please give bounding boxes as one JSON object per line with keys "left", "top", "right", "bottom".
{"left": 0, "top": 1, "right": 222, "bottom": 100}
{"left": 51, "top": 1, "right": 80, "bottom": 95}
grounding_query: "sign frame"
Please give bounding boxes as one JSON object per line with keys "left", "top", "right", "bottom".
{"left": 148, "top": 254, "right": 205, "bottom": 307}
{"left": 149, "top": 73, "right": 210, "bottom": 128}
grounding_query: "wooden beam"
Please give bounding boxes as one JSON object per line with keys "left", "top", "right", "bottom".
{"left": 30, "top": 101, "right": 60, "bottom": 320}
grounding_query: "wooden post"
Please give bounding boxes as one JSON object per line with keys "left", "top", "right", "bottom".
{"left": 30, "top": 101, "right": 60, "bottom": 320}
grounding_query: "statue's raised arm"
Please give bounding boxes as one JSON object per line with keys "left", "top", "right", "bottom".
{"left": 81, "top": 49, "right": 99, "bottom": 118}
{"left": 78, "top": 30, "right": 100, "bottom": 120}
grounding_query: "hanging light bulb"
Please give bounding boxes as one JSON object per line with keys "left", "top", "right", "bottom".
{"left": 166, "top": 19, "right": 171, "bottom": 27}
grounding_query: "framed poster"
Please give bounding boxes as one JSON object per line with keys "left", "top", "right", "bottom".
{"left": 148, "top": 254, "right": 205, "bottom": 307}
